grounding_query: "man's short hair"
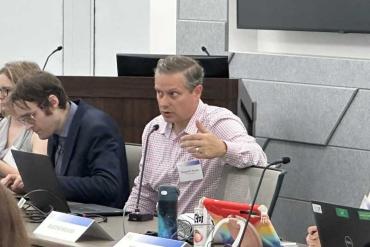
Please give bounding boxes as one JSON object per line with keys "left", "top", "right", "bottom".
{"left": 10, "top": 71, "right": 68, "bottom": 111}
{"left": 155, "top": 55, "right": 204, "bottom": 91}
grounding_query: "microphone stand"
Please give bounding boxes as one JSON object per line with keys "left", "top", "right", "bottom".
{"left": 237, "top": 157, "right": 290, "bottom": 247}
{"left": 128, "top": 124, "right": 159, "bottom": 221}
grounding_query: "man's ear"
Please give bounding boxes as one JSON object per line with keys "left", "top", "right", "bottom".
{"left": 193, "top": 84, "right": 203, "bottom": 98}
{"left": 48, "top": 95, "right": 60, "bottom": 108}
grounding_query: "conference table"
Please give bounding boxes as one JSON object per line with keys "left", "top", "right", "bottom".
{"left": 26, "top": 216, "right": 306, "bottom": 247}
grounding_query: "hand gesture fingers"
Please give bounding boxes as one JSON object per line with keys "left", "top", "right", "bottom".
{"left": 195, "top": 120, "right": 209, "bottom": 133}
{"left": 180, "top": 121, "right": 227, "bottom": 159}
{"left": 11, "top": 176, "right": 24, "bottom": 191}
{"left": 1, "top": 174, "right": 24, "bottom": 194}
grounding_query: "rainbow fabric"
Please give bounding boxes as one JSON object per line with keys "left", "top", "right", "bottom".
{"left": 207, "top": 210, "right": 282, "bottom": 247}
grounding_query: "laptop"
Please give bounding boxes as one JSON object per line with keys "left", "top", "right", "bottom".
{"left": 311, "top": 200, "right": 370, "bottom": 247}
{"left": 12, "top": 150, "right": 123, "bottom": 216}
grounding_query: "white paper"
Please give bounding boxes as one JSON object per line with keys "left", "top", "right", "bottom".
{"left": 360, "top": 193, "right": 370, "bottom": 210}
{"left": 3, "top": 146, "right": 18, "bottom": 168}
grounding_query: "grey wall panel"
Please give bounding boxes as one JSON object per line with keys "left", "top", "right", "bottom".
{"left": 242, "top": 80, "right": 356, "bottom": 144}
{"left": 256, "top": 137, "right": 268, "bottom": 150}
{"left": 330, "top": 90, "right": 370, "bottom": 150}
{"left": 272, "top": 198, "right": 315, "bottom": 243}
{"left": 176, "top": 2, "right": 370, "bottom": 243}
{"left": 265, "top": 140, "right": 370, "bottom": 207}
{"left": 176, "top": 20, "right": 228, "bottom": 56}
{"left": 178, "top": 0, "right": 227, "bottom": 21}
{"left": 230, "top": 53, "right": 370, "bottom": 89}
{"left": 238, "top": 79, "right": 256, "bottom": 136}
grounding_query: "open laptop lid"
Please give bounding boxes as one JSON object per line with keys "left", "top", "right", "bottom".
{"left": 12, "top": 150, "right": 70, "bottom": 213}
{"left": 311, "top": 200, "right": 370, "bottom": 247}
{"left": 12, "top": 150, "right": 123, "bottom": 216}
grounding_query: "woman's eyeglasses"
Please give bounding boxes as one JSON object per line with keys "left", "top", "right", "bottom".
{"left": 0, "top": 87, "right": 11, "bottom": 97}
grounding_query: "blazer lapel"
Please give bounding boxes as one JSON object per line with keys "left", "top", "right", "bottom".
{"left": 57, "top": 100, "right": 84, "bottom": 176}
{"left": 47, "top": 134, "right": 58, "bottom": 166}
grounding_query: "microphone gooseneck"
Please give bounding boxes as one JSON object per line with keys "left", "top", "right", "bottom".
{"left": 228, "top": 52, "right": 235, "bottom": 64}
{"left": 237, "top": 157, "right": 291, "bottom": 247}
{"left": 129, "top": 124, "right": 159, "bottom": 221}
{"left": 42, "top": 46, "right": 63, "bottom": 71}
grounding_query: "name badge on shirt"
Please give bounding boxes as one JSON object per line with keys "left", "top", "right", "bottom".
{"left": 177, "top": 159, "right": 203, "bottom": 182}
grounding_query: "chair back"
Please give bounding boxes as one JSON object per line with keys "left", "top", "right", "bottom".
{"left": 125, "top": 143, "right": 142, "bottom": 191}
{"left": 215, "top": 165, "right": 286, "bottom": 217}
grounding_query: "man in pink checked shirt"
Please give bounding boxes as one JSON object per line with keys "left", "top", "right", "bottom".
{"left": 125, "top": 55, "right": 267, "bottom": 214}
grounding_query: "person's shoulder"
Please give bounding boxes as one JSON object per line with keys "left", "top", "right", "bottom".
{"left": 198, "top": 103, "right": 246, "bottom": 132}
{"left": 202, "top": 104, "right": 240, "bottom": 123}
{"left": 76, "top": 100, "right": 112, "bottom": 122}
{"left": 204, "top": 104, "right": 234, "bottom": 115}
{"left": 74, "top": 100, "right": 119, "bottom": 132}
{"left": 77, "top": 100, "right": 103, "bottom": 114}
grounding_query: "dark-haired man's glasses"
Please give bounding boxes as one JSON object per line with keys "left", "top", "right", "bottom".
{"left": 0, "top": 87, "right": 11, "bottom": 97}
{"left": 17, "top": 112, "right": 37, "bottom": 125}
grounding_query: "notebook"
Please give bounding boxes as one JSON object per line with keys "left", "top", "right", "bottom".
{"left": 311, "top": 200, "right": 370, "bottom": 247}
{"left": 12, "top": 150, "right": 123, "bottom": 216}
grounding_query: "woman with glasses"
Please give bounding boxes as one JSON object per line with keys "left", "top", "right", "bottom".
{"left": 0, "top": 61, "right": 47, "bottom": 176}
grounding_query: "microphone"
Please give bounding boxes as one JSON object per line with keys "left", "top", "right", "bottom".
{"left": 201, "top": 46, "right": 210, "bottom": 56}
{"left": 228, "top": 52, "right": 235, "bottom": 64}
{"left": 42, "top": 46, "right": 63, "bottom": 70}
{"left": 270, "top": 157, "right": 290, "bottom": 167}
{"left": 129, "top": 124, "right": 160, "bottom": 221}
{"left": 237, "top": 157, "right": 291, "bottom": 247}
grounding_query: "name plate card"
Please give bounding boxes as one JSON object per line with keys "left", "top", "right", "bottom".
{"left": 34, "top": 211, "right": 113, "bottom": 242}
{"left": 115, "top": 232, "right": 190, "bottom": 247}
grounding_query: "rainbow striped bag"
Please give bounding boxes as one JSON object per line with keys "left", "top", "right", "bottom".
{"left": 201, "top": 197, "right": 281, "bottom": 247}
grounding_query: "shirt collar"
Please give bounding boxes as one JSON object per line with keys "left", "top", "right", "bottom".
{"left": 56, "top": 101, "right": 78, "bottom": 138}
{"left": 159, "top": 100, "right": 206, "bottom": 137}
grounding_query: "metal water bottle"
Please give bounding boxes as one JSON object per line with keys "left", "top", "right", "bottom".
{"left": 157, "top": 185, "right": 179, "bottom": 239}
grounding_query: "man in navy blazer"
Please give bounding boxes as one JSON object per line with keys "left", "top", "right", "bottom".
{"left": 1, "top": 71, "right": 129, "bottom": 208}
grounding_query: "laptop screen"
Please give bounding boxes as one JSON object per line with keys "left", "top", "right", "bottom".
{"left": 12, "top": 150, "right": 70, "bottom": 213}
{"left": 12, "top": 150, "right": 123, "bottom": 216}
{"left": 312, "top": 200, "right": 370, "bottom": 247}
